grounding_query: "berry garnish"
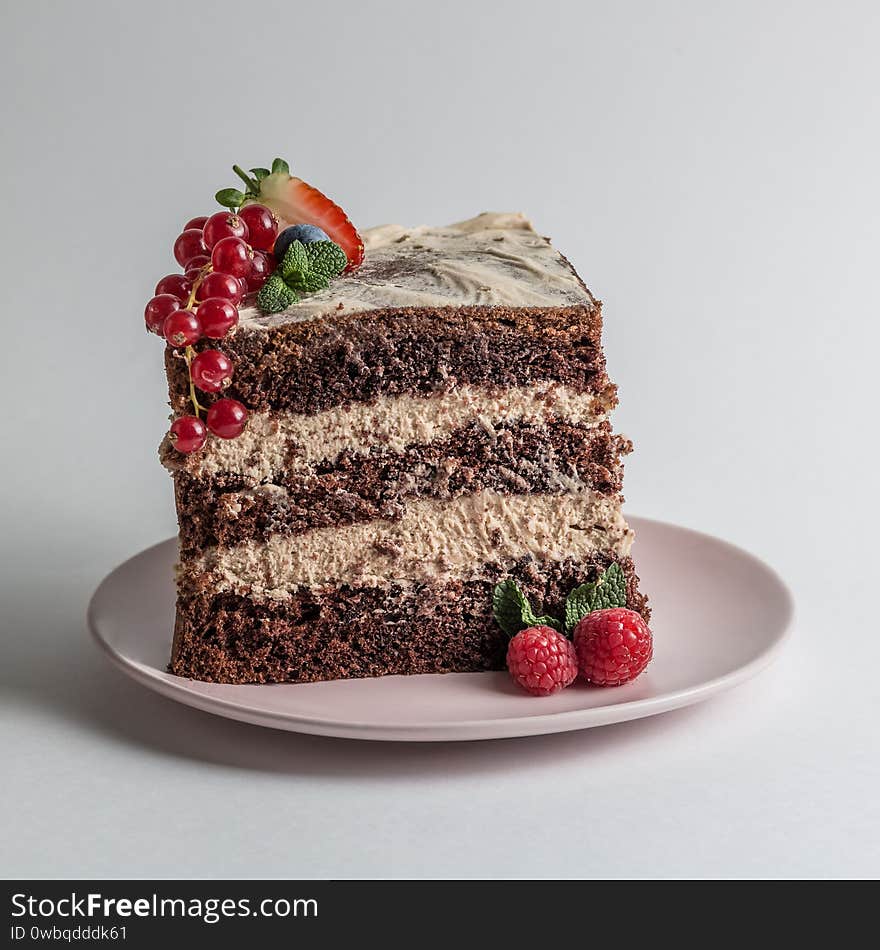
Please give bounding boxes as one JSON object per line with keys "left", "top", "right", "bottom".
{"left": 202, "top": 211, "right": 248, "bottom": 249}
{"left": 191, "top": 349, "right": 234, "bottom": 393}
{"left": 169, "top": 415, "right": 207, "bottom": 454}
{"left": 490, "top": 565, "right": 642, "bottom": 695}
{"left": 197, "top": 297, "right": 239, "bottom": 338}
{"left": 238, "top": 203, "right": 279, "bottom": 252}
{"left": 206, "top": 398, "right": 248, "bottom": 439}
{"left": 155, "top": 273, "right": 192, "bottom": 301}
{"left": 573, "top": 608, "right": 653, "bottom": 687}
{"left": 145, "top": 294, "right": 181, "bottom": 334}
{"left": 247, "top": 250, "right": 273, "bottom": 292}
{"left": 163, "top": 310, "right": 202, "bottom": 347}
{"left": 196, "top": 271, "right": 244, "bottom": 305}
{"left": 173, "top": 229, "right": 208, "bottom": 268}
{"left": 211, "top": 236, "right": 253, "bottom": 278}
{"left": 217, "top": 159, "right": 364, "bottom": 270}
{"left": 183, "top": 215, "right": 208, "bottom": 231}
{"left": 183, "top": 254, "right": 211, "bottom": 277}
{"left": 506, "top": 626, "right": 579, "bottom": 697}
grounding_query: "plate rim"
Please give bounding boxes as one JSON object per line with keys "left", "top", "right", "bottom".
{"left": 86, "top": 516, "right": 795, "bottom": 742}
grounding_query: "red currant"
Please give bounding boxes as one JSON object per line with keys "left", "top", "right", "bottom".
{"left": 184, "top": 254, "right": 210, "bottom": 274}
{"left": 196, "top": 271, "right": 244, "bottom": 305}
{"left": 197, "top": 297, "right": 238, "bottom": 338}
{"left": 155, "top": 273, "right": 192, "bottom": 301}
{"left": 203, "top": 211, "right": 248, "bottom": 249}
{"left": 173, "top": 229, "right": 208, "bottom": 268}
{"left": 238, "top": 204, "right": 279, "bottom": 252}
{"left": 206, "top": 398, "right": 248, "bottom": 439}
{"left": 184, "top": 215, "right": 208, "bottom": 231}
{"left": 191, "top": 349, "right": 234, "bottom": 393}
{"left": 145, "top": 294, "right": 181, "bottom": 334}
{"left": 163, "top": 310, "right": 202, "bottom": 347}
{"left": 169, "top": 415, "right": 207, "bottom": 454}
{"left": 211, "top": 237, "right": 253, "bottom": 278}
{"left": 247, "top": 250, "right": 273, "bottom": 291}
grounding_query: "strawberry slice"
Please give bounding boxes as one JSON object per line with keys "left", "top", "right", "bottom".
{"left": 247, "top": 171, "right": 364, "bottom": 271}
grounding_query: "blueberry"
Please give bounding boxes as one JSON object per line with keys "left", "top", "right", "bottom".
{"left": 274, "top": 224, "right": 330, "bottom": 259}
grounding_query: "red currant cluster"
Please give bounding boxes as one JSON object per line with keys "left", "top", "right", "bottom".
{"left": 144, "top": 204, "right": 280, "bottom": 453}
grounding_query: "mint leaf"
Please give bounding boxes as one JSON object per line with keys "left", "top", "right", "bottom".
{"left": 564, "top": 563, "right": 627, "bottom": 633}
{"left": 279, "top": 240, "right": 309, "bottom": 283}
{"left": 271, "top": 157, "right": 290, "bottom": 175}
{"left": 304, "top": 240, "right": 348, "bottom": 280}
{"left": 591, "top": 562, "right": 626, "bottom": 610}
{"left": 564, "top": 583, "right": 599, "bottom": 632}
{"left": 249, "top": 167, "right": 270, "bottom": 182}
{"left": 292, "top": 241, "right": 348, "bottom": 292}
{"left": 278, "top": 240, "right": 348, "bottom": 293}
{"left": 256, "top": 273, "right": 298, "bottom": 314}
{"left": 216, "top": 187, "right": 245, "bottom": 209}
{"left": 492, "top": 579, "right": 562, "bottom": 637}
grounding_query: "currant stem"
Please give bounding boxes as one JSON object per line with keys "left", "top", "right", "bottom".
{"left": 183, "top": 266, "right": 212, "bottom": 417}
{"left": 184, "top": 346, "right": 208, "bottom": 416}
{"left": 185, "top": 264, "right": 212, "bottom": 310}
{"left": 232, "top": 165, "right": 257, "bottom": 194}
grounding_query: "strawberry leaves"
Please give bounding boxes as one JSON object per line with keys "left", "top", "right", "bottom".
{"left": 215, "top": 188, "right": 246, "bottom": 210}
{"left": 216, "top": 159, "right": 290, "bottom": 210}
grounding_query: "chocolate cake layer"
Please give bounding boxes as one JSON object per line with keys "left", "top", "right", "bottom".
{"left": 173, "top": 419, "right": 632, "bottom": 552}
{"left": 170, "top": 555, "right": 649, "bottom": 684}
{"left": 165, "top": 304, "right": 608, "bottom": 417}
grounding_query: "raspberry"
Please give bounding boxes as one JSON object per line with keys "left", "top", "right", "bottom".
{"left": 573, "top": 608, "right": 652, "bottom": 686}
{"left": 506, "top": 625, "right": 578, "bottom": 696}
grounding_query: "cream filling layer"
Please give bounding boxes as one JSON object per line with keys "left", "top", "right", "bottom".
{"left": 166, "top": 382, "right": 612, "bottom": 481}
{"left": 184, "top": 490, "right": 634, "bottom": 597}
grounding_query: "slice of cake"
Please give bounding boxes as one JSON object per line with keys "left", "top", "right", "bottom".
{"left": 150, "top": 161, "right": 649, "bottom": 685}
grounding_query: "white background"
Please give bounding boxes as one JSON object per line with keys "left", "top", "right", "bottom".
{"left": 2, "top": 0, "right": 878, "bottom": 878}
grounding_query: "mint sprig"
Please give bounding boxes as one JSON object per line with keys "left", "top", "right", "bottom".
{"left": 280, "top": 239, "right": 348, "bottom": 293}
{"left": 492, "top": 579, "right": 562, "bottom": 637}
{"left": 492, "top": 563, "right": 628, "bottom": 639}
{"left": 563, "top": 563, "right": 627, "bottom": 633}
{"left": 256, "top": 240, "right": 348, "bottom": 314}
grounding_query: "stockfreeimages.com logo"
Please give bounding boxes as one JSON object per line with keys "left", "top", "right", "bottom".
{"left": 10, "top": 892, "right": 318, "bottom": 926}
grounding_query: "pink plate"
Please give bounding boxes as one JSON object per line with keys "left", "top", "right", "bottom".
{"left": 87, "top": 517, "right": 793, "bottom": 741}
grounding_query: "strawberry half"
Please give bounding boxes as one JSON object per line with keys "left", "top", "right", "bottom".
{"left": 245, "top": 171, "right": 364, "bottom": 271}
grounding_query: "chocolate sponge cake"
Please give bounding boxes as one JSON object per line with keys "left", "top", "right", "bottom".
{"left": 159, "top": 211, "right": 648, "bottom": 684}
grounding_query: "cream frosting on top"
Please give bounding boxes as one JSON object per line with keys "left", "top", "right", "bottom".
{"left": 238, "top": 212, "right": 594, "bottom": 328}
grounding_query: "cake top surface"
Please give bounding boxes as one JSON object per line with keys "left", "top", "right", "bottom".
{"left": 238, "top": 212, "right": 595, "bottom": 329}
